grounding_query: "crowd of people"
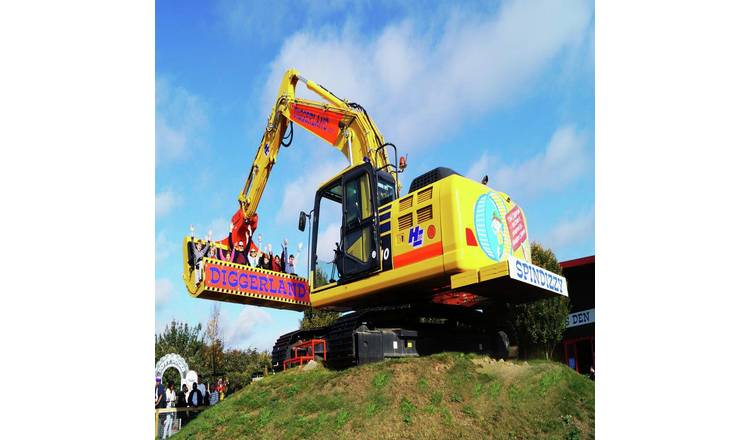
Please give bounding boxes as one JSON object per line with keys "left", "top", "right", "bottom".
{"left": 154, "top": 375, "right": 228, "bottom": 438}
{"left": 189, "top": 219, "right": 304, "bottom": 286}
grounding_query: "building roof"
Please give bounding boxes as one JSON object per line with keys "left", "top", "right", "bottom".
{"left": 559, "top": 255, "right": 595, "bottom": 269}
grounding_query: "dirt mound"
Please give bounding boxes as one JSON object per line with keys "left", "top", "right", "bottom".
{"left": 172, "top": 353, "right": 594, "bottom": 440}
{"left": 472, "top": 356, "right": 529, "bottom": 380}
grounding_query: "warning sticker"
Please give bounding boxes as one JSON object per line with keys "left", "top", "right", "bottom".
{"left": 505, "top": 206, "right": 527, "bottom": 251}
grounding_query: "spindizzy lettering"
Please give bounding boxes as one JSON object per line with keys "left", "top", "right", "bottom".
{"left": 512, "top": 259, "right": 563, "bottom": 294}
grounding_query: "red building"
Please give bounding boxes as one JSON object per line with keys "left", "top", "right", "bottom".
{"left": 558, "top": 255, "right": 595, "bottom": 374}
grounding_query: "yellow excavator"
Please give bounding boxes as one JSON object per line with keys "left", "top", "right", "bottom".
{"left": 182, "top": 69, "right": 568, "bottom": 369}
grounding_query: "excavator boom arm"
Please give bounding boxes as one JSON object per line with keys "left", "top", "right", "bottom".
{"left": 238, "top": 69, "right": 398, "bottom": 220}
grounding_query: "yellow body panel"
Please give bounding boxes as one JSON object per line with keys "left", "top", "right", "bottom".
{"left": 438, "top": 175, "right": 531, "bottom": 272}
{"left": 311, "top": 174, "right": 532, "bottom": 309}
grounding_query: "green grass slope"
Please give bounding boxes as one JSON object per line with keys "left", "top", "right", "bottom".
{"left": 173, "top": 353, "right": 594, "bottom": 440}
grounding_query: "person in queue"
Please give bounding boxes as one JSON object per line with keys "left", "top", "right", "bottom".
{"left": 176, "top": 384, "right": 188, "bottom": 429}
{"left": 217, "top": 378, "right": 226, "bottom": 401}
{"left": 155, "top": 377, "right": 166, "bottom": 438}
{"left": 209, "top": 384, "right": 219, "bottom": 406}
{"left": 196, "top": 375, "right": 207, "bottom": 402}
{"left": 188, "top": 382, "right": 202, "bottom": 408}
{"left": 203, "top": 382, "right": 211, "bottom": 406}
{"left": 162, "top": 381, "right": 176, "bottom": 438}
{"left": 155, "top": 377, "right": 166, "bottom": 409}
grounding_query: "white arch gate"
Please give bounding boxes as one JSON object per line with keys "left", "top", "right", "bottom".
{"left": 155, "top": 353, "right": 197, "bottom": 390}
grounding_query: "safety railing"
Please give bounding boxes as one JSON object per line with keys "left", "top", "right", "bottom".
{"left": 282, "top": 338, "right": 327, "bottom": 370}
{"left": 154, "top": 406, "right": 208, "bottom": 439}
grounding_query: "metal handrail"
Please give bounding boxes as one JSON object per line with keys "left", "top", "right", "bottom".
{"left": 154, "top": 405, "right": 210, "bottom": 437}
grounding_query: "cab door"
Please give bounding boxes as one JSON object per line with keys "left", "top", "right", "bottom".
{"left": 340, "top": 167, "right": 380, "bottom": 279}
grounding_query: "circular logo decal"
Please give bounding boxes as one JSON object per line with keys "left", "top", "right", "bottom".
{"left": 473, "top": 192, "right": 510, "bottom": 261}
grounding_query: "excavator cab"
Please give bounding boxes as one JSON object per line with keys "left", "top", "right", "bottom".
{"left": 311, "top": 162, "right": 396, "bottom": 290}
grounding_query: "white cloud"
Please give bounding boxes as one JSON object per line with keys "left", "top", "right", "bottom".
{"left": 192, "top": 216, "right": 232, "bottom": 242}
{"left": 156, "top": 76, "right": 208, "bottom": 164}
{"left": 466, "top": 151, "right": 494, "bottom": 184}
{"left": 156, "top": 230, "right": 178, "bottom": 263}
{"left": 155, "top": 278, "right": 174, "bottom": 308}
{"left": 275, "top": 159, "right": 344, "bottom": 223}
{"left": 208, "top": 217, "right": 231, "bottom": 241}
{"left": 543, "top": 209, "right": 594, "bottom": 251}
{"left": 155, "top": 189, "right": 181, "bottom": 217}
{"left": 217, "top": 0, "right": 353, "bottom": 43}
{"left": 316, "top": 222, "right": 341, "bottom": 264}
{"left": 467, "top": 125, "right": 589, "bottom": 200}
{"left": 262, "top": 0, "right": 592, "bottom": 150}
{"left": 222, "top": 306, "right": 273, "bottom": 348}
{"left": 217, "top": 0, "right": 288, "bottom": 43}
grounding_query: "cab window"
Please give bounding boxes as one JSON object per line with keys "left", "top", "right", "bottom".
{"left": 344, "top": 174, "right": 372, "bottom": 226}
{"left": 376, "top": 172, "right": 396, "bottom": 206}
{"left": 313, "top": 182, "right": 343, "bottom": 288}
{"left": 343, "top": 174, "right": 373, "bottom": 263}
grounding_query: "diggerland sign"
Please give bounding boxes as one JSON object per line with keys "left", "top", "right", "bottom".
{"left": 289, "top": 103, "right": 344, "bottom": 144}
{"left": 203, "top": 261, "right": 310, "bottom": 303}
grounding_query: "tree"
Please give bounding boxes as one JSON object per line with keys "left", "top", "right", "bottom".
{"left": 222, "top": 348, "right": 272, "bottom": 393}
{"left": 155, "top": 320, "right": 209, "bottom": 377}
{"left": 204, "top": 304, "right": 225, "bottom": 380}
{"left": 299, "top": 267, "right": 341, "bottom": 330}
{"left": 313, "top": 266, "right": 329, "bottom": 287}
{"left": 512, "top": 242, "right": 570, "bottom": 360}
{"left": 156, "top": 318, "right": 273, "bottom": 394}
{"left": 299, "top": 307, "right": 340, "bottom": 330}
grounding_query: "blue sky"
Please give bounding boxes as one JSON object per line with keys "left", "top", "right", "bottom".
{"left": 155, "top": 0, "right": 594, "bottom": 352}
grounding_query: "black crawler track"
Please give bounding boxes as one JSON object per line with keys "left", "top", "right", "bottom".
{"left": 272, "top": 303, "right": 511, "bottom": 371}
